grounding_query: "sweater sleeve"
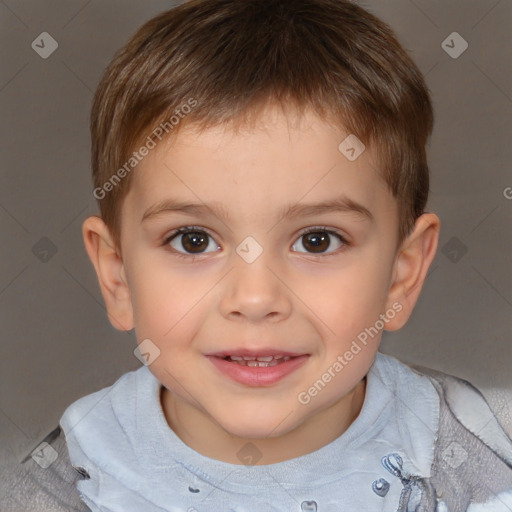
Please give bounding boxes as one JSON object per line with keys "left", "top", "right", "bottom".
{"left": 0, "top": 426, "right": 91, "bottom": 512}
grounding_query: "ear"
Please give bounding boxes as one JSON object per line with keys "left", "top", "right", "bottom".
{"left": 384, "top": 213, "right": 440, "bottom": 331}
{"left": 82, "top": 216, "right": 134, "bottom": 331}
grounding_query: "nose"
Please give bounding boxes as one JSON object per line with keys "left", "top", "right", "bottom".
{"left": 219, "top": 255, "right": 292, "bottom": 323}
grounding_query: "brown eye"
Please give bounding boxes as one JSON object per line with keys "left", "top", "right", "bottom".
{"left": 181, "top": 232, "right": 208, "bottom": 253}
{"left": 292, "top": 229, "right": 345, "bottom": 255}
{"left": 167, "top": 229, "right": 219, "bottom": 255}
{"left": 302, "top": 232, "right": 330, "bottom": 253}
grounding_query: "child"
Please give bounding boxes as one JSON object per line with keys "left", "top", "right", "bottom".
{"left": 7, "top": 0, "right": 512, "bottom": 510}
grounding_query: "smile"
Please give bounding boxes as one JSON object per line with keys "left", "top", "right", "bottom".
{"left": 223, "top": 355, "right": 292, "bottom": 367}
{"left": 206, "top": 352, "right": 309, "bottom": 386}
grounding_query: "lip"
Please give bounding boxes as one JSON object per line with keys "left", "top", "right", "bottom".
{"left": 207, "top": 349, "right": 304, "bottom": 358}
{"left": 206, "top": 352, "right": 309, "bottom": 387}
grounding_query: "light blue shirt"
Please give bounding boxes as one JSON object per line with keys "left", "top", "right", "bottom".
{"left": 60, "top": 352, "right": 512, "bottom": 511}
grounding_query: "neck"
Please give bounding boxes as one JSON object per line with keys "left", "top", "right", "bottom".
{"left": 160, "top": 378, "right": 366, "bottom": 465}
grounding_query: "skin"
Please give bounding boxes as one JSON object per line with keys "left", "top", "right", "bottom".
{"left": 83, "top": 102, "right": 440, "bottom": 465}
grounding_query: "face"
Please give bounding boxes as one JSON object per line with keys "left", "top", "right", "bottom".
{"left": 118, "top": 103, "right": 401, "bottom": 444}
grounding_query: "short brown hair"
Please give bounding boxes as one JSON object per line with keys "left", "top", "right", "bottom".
{"left": 90, "top": 0, "right": 433, "bottom": 251}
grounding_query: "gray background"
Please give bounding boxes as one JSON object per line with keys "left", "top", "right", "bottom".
{"left": 1, "top": 0, "right": 511, "bottom": 469}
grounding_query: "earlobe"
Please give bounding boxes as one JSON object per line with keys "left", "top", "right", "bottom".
{"left": 82, "top": 216, "right": 134, "bottom": 331}
{"left": 385, "top": 213, "right": 440, "bottom": 331}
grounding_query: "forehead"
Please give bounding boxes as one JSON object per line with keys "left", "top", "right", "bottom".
{"left": 122, "top": 104, "right": 396, "bottom": 227}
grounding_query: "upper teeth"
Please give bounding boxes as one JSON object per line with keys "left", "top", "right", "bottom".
{"left": 226, "top": 355, "right": 292, "bottom": 366}
{"left": 229, "top": 355, "right": 290, "bottom": 361}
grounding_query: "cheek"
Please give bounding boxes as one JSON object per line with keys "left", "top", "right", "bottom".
{"left": 346, "top": 241, "right": 396, "bottom": 304}
{"left": 127, "top": 257, "right": 208, "bottom": 341}
{"left": 297, "top": 256, "right": 392, "bottom": 335}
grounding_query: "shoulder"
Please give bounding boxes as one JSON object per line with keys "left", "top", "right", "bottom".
{"left": 0, "top": 426, "right": 91, "bottom": 512}
{"left": 60, "top": 365, "right": 154, "bottom": 438}
{"left": 412, "top": 363, "right": 512, "bottom": 510}
{"left": 60, "top": 367, "right": 145, "bottom": 426}
{"left": 59, "top": 366, "right": 162, "bottom": 494}
{"left": 374, "top": 353, "right": 512, "bottom": 464}
{"left": 411, "top": 363, "right": 512, "bottom": 467}
{"left": 373, "top": 355, "right": 512, "bottom": 509}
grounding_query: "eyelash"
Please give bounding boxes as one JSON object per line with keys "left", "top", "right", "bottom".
{"left": 163, "top": 225, "right": 350, "bottom": 259}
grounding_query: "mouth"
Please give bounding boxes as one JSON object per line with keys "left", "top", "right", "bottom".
{"left": 221, "top": 354, "right": 295, "bottom": 367}
{"left": 206, "top": 350, "right": 309, "bottom": 386}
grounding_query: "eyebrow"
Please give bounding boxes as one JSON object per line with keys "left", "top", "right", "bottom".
{"left": 141, "top": 196, "right": 373, "bottom": 224}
